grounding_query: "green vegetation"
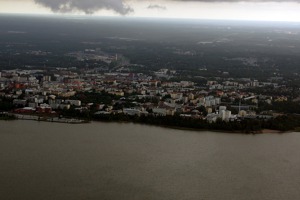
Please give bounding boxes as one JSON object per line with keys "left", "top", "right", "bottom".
{"left": 0, "top": 98, "right": 14, "bottom": 111}
{"left": 91, "top": 113, "right": 300, "bottom": 133}
{"left": 70, "top": 92, "right": 120, "bottom": 105}
{"left": 257, "top": 101, "right": 300, "bottom": 114}
{"left": 0, "top": 113, "right": 16, "bottom": 121}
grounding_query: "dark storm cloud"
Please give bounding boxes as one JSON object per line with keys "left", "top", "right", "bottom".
{"left": 31, "top": 0, "right": 300, "bottom": 15}
{"left": 34, "top": 0, "right": 133, "bottom": 15}
{"left": 147, "top": 4, "right": 167, "bottom": 10}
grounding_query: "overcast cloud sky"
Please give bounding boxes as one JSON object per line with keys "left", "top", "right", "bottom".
{"left": 0, "top": 0, "right": 300, "bottom": 21}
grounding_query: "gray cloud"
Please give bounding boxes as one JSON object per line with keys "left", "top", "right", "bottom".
{"left": 174, "top": 0, "right": 300, "bottom": 2}
{"left": 147, "top": 4, "right": 167, "bottom": 10}
{"left": 32, "top": 0, "right": 300, "bottom": 15}
{"left": 34, "top": 0, "right": 133, "bottom": 15}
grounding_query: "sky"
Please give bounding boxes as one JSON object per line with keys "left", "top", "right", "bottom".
{"left": 0, "top": 0, "right": 300, "bottom": 22}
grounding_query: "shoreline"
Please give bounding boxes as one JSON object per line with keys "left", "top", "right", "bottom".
{"left": 260, "top": 129, "right": 284, "bottom": 134}
{"left": 9, "top": 114, "right": 89, "bottom": 124}
{"left": 2, "top": 113, "right": 291, "bottom": 134}
{"left": 90, "top": 119, "right": 288, "bottom": 134}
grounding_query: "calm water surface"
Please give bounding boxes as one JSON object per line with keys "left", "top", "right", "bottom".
{"left": 0, "top": 120, "right": 300, "bottom": 200}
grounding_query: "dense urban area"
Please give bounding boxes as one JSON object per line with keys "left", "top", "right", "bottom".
{"left": 1, "top": 60, "right": 300, "bottom": 133}
{"left": 1, "top": 16, "right": 300, "bottom": 133}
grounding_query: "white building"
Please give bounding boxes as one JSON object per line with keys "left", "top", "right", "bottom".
{"left": 218, "top": 106, "right": 231, "bottom": 121}
{"left": 219, "top": 110, "right": 226, "bottom": 121}
{"left": 152, "top": 108, "right": 167, "bottom": 116}
{"left": 219, "top": 106, "right": 227, "bottom": 112}
{"left": 206, "top": 113, "right": 218, "bottom": 123}
{"left": 123, "top": 108, "right": 141, "bottom": 116}
{"left": 13, "top": 99, "right": 27, "bottom": 106}
{"left": 225, "top": 110, "right": 232, "bottom": 122}
{"left": 65, "top": 100, "right": 81, "bottom": 106}
{"left": 215, "top": 98, "right": 221, "bottom": 105}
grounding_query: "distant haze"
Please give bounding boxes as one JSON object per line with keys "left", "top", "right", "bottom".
{"left": 0, "top": 0, "right": 300, "bottom": 21}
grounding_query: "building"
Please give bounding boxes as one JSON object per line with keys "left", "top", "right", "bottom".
{"left": 13, "top": 99, "right": 27, "bottom": 107}
{"left": 152, "top": 108, "right": 167, "bottom": 116}
{"left": 65, "top": 100, "right": 82, "bottom": 106}
{"left": 123, "top": 108, "right": 142, "bottom": 116}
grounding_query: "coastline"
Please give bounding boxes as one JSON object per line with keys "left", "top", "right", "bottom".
{"left": 2, "top": 113, "right": 291, "bottom": 134}
{"left": 135, "top": 123, "right": 285, "bottom": 134}
{"left": 260, "top": 129, "right": 284, "bottom": 134}
{"left": 9, "top": 114, "right": 89, "bottom": 124}
{"left": 82, "top": 118, "right": 289, "bottom": 134}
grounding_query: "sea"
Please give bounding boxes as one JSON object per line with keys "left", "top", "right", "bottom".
{"left": 0, "top": 120, "right": 299, "bottom": 200}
